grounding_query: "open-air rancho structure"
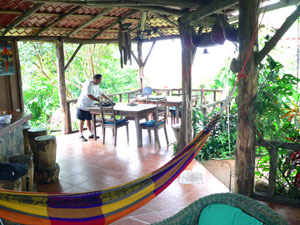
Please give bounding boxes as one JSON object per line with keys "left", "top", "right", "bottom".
{"left": 0, "top": 0, "right": 300, "bottom": 223}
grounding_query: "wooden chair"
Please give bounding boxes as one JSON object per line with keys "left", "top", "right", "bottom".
{"left": 135, "top": 92, "right": 149, "bottom": 104}
{"left": 99, "top": 102, "right": 129, "bottom": 146}
{"left": 139, "top": 98, "right": 169, "bottom": 149}
{"left": 170, "top": 94, "right": 199, "bottom": 124}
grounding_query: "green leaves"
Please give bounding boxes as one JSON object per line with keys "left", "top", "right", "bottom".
{"left": 19, "top": 41, "right": 139, "bottom": 131}
{"left": 195, "top": 106, "right": 237, "bottom": 160}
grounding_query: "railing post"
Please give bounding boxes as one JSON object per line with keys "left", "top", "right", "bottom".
{"left": 269, "top": 147, "right": 278, "bottom": 197}
{"left": 118, "top": 94, "right": 122, "bottom": 102}
{"left": 66, "top": 101, "right": 72, "bottom": 134}
{"left": 214, "top": 90, "right": 216, "bottom": 102}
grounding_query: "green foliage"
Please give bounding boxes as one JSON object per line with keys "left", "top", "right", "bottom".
{"left": 19, "top": 41, "right": 139, "bottom": 131}
{"left": 254, "top": 55, "right": 300, "bottom": 199}
{"left": 277, "top": 149, "right": 300, "bottom": 199}
{"left": 195, "top": 105, "right": 237, "bottom": 161}
{"left": 254, "top": 55, "right": 300, "bottom": 140}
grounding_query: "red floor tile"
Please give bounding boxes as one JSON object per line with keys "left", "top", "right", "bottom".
{"left": 31, "top": 123, "right": 297, "bottom": 224}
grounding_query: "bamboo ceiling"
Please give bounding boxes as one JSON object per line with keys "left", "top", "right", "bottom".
{"left": 0, "top": 0, "right": 298, "bottom": 44}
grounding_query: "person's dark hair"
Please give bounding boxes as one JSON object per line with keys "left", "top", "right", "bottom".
{"left": 93, "top": 74, "right": 102, "bottom": 80}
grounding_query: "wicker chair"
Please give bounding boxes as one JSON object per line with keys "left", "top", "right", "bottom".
{"left": 151, "top": 193, "right": 288, "bottom": 225}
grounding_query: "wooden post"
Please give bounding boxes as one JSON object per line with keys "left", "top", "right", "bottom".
{"left": 268, "top": 147, "right": 278, "bottom": 197}
{"left": 56, "top": 40, "right": 69, "bottom": 134}
{"left": 178, "top": 22, "right": 195, "bottom": 151}
{"left": 66, "top": 101, "right": 72, "bottom": 133}
{"left": 137, "top": 40, "right": 144, "bottom": 90}
{"left": 235, "top": 0, "right": 259, "bottom": 196}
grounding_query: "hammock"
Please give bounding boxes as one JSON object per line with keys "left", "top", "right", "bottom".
{"left": 0, "top": 112, "right": 222, "bottom": 225}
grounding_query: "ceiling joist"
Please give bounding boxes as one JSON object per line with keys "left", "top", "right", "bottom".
{"left": 179, "top": 0, "right": 238, "bottom": 25}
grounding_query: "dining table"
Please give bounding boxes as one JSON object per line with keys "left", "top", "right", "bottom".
{"left": 136, "top": 95, "right": 183, "bottom": 123}
{"left": 87, "top": 103, "right": 157, "bottom": 147}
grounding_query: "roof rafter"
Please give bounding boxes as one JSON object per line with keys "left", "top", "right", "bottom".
{"left": 36, "top": 6, "right": 82, "bottom": 36}
{"left": 92, "top": 9, "right": 138, "bottom": 39}
{"left": 0, "top": 10, "right": 140, "bottom": 22}
{"left": 1, "top": 3, "right": 44, "bottom": 36}
{"left": 67, "top": 8, "right": 112, "bottom": 37}
{"left": 32, "top": 0, "right": 204, "bottom": 8}
{"left": 179, "top": 0, "right": 238, "bottom": 25}
{"left": 32, "top": 0, "right": 185, "bottom": 16}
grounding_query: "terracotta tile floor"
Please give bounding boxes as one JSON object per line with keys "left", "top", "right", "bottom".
{"left": 35, "top": 122, "right": 299, "bottom": 224}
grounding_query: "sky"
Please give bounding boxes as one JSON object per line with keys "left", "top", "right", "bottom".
{"left": 133, "top": 4, "right": 299, "bottom": 89}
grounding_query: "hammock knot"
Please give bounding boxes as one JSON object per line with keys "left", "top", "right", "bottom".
{"left": 238, "top": 72, "right": 248, "bottom": 81}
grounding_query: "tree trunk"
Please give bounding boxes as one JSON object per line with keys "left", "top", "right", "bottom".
{"left": 235, "top": 0, "right": 259, "bottom": 196}
{"left": 178, "top": 22, "right": 195, "bottom": 151}
{"left": 56, "top": 40, "right": 69, "bottom": 134}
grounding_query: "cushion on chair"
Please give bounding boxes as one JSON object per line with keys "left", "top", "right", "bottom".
{"left": 104, "top": 119, "right": 128, "bottom": 125}
{"left": 198, "top": 204, "right": 263, "bottom": 225}
{"left": 0, "top": 163, "right": 28, "bottom": 181}
{"left": 140, "top": 120, "right": 164, "bottom": 127}
{"left": 169, "top": 107, "right": 182, "bottom": 117}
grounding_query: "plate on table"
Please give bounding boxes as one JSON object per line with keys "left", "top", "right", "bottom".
{"left": 127, "top": 103, "right": 138, "bottom": 106}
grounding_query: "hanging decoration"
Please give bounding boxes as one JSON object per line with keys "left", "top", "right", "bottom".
{"left": 118, "top": 22, "right": 132, "bottom": 68}
{"left": 192, "top": 14, "right": 238, "bottom": 47}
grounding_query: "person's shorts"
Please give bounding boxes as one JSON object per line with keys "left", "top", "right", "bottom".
{"left": 76, "top": 108, "right": 92, "bottom": 121}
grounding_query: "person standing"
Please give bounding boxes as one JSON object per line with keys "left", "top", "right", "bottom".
{"left": 76, "top": 74, "right": 111, "bottom": 141}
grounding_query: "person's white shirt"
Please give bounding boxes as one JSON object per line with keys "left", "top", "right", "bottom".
{"left": 77, "top": 80, "right": 102, "bottom": 111}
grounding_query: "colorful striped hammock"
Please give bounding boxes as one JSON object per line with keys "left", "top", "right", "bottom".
{"left": 0, "top": 114, "right": 220, "bottom": 225}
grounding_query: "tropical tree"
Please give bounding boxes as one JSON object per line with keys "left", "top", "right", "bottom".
{"left": 19, "top": 42, "right": 139, "bottom": 131}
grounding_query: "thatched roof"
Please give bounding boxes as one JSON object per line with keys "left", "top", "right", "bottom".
{"left": 0, "top": 0, "right": 298, "bottom": 44}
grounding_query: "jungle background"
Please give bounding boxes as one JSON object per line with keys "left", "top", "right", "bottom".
{"left": 18, "top": 6, "right": 300, "bottom": 200}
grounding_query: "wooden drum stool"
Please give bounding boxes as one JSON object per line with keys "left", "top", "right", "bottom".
{"left": 21, "top": 123, "right": 32, "bottom": 155}
{"left": 28, "top": 127, "right": 47, "bottom": 169}
{"left": 8, "top": 155, "right": 34, "bottom": 191}
{"left": 35, "top": 135, "right": 60, "bottom": 184}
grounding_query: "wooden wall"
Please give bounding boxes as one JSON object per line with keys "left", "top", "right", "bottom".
{"left": 0, "top": 41, "right": 23, "bottom": 112}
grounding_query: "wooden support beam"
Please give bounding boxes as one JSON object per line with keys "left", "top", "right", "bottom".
{"left": 36, "top": 6, "right": 82, "bottom": 36}
{"left": 56, "top": 40, "right": 70, "bottom": 134}
{"left": 131, "top": 6, "right": 184, "bottom": 16}
{"left": 144, "top": 40, "right": 156, "bottom": 65}
{"left": 32, "top": 0, "right": 195, "bottom": 14}
{"left": 137, "top": 40, "right": 144, "bottom": 90}
{"left": 178, "top": 22, "right": 195, "bottom": 151}
{"left": 1, "top": 3, "right": 44, "bottom": 36}
{"left": 235, "top": 0, "right": 260, "bottom": 197}
{"left": 0, "top": 34, "right": 180, "bottom": 44}
{"left": 0, "top": 9, "right": 140, "bottom": 22}
{"left": 268, "top": 147, "right": 278, "bottom": 197}
{"left": 179, "top": 0, "right": 238, "bottom": 25}
{"left": 152, "top": 13, "right": 179, "bottom": 28}
{"left": 64, "top": 43, "right": 83, "bottom": 71}
{"left": 131, "top": 50, "right": 140, "bottom": 67}
{"left": 68, "top": 8, "right": 112, "bottom": 37}
{"left": 256, "top": 4, "right": 300, "bottom": 64}
{"left": 140, "top": 11, "right": 147, "bottom": 32}
{"left": 229, "top": 0, "right": 299, "bottom": 24}
{"left": 92, "top": 10, "right": 138, "bottom": 39}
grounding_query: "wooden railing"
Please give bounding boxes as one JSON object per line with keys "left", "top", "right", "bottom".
{"left": 152, "top": 87, "right": 223, "bottom": 105}
{"left": 66, "top": 88, "right": 223, "bottom": 133}
{"left": 255, "top": 139, "right": 300, "bottom": 200}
